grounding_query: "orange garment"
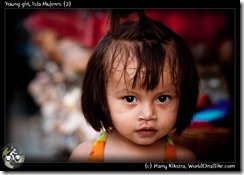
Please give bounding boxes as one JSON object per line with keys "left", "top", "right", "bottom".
{"left": 88, "top": 131, "right": 177, "bottom": 162}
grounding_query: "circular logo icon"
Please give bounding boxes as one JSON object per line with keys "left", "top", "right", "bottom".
{"left": 2, "top": 144, "right": 25, "bottom": 169}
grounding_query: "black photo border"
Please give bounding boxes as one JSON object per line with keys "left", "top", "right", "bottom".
{"left": 2, "top": 0, "right": 241, "bottom": 172}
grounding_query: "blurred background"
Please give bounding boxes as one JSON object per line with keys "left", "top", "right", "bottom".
{"left": 5, "top": 9, "right": 236, "bottom": 162}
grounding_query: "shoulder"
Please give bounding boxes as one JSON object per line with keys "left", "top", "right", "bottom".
{"left": 174, "top": 144, "right": 197, "bottom": 162}
{"left": 68, "top": 139, "right": 95, "bottom": 162}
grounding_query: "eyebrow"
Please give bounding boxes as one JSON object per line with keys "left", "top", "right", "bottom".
{"left": 109, "top": 66, "right": 178, "bottom": 94}
{"left": 115, "top": 83, "right": 177, "bottom": 95}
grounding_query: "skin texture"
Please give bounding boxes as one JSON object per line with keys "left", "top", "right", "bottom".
{"left": 106, "top": 58, "right": 179, "bottom": 146}
{"left": 104, "top": 58, "right": 178, "bottom": 162}
{"left": 69, "top": 57, "right": 197, "bottom": 162}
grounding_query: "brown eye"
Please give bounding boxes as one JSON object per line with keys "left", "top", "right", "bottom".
{"left": 123, "top": 96, "right": 137, "bottom": 103}
{"left": 156, "top": 96, "right": 170, "bottom": 103}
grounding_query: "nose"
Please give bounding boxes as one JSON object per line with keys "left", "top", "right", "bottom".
{"left": 137, "top": 102, "right": 156, "bottom": 121}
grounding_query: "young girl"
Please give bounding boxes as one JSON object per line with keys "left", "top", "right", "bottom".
{"left": 69, "top": 9, "right": 199, "bottom": 162}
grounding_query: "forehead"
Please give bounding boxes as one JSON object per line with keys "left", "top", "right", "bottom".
{"left": 104, "top": 39, "right": 180, "bottom": 91}
{"left": 109, "top": 56, "right": 173, "bottom": 88}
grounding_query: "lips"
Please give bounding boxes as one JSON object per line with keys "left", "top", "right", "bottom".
{"left": 137, "top": 128, "right": 157, "bottom": 137}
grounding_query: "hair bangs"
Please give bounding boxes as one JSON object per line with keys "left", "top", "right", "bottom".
{"left": 105, "top": 39, "right": 180, "bottom": 92}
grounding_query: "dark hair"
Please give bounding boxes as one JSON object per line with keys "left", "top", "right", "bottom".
{"left": 81, "top": 10, "right": 199, "bottom": 135}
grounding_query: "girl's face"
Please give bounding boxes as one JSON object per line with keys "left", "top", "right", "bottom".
{"left": 106, "top": 58, "right": 179, "bottom": 145}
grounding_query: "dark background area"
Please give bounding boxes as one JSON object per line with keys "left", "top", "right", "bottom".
{"left": 4, "top": 9, "right": 239, "bottom": 164}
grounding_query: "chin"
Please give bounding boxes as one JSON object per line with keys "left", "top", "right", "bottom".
{"left": 134, "top": 139, "right": 158, "bottom": 146}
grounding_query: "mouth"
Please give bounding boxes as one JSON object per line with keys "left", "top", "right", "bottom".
{"left": 136, "top": 128, "right": 157, "bottom": 137}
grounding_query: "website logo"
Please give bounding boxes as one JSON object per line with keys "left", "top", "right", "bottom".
{"left": 2, "top": 144, "right": 25, "bottom": 169}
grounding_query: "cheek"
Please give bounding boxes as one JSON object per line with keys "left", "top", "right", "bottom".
{"left": 108, "top": 104, "right": 137, "bottom": 131}
{"left": 110, "top": 107, "right": 136, "bottom": 125}
{"left": 156, "top": 104, "right": 178, "bottom": 128}
{"left": 158, "top": 112, "right": 177, "bottom": 125}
